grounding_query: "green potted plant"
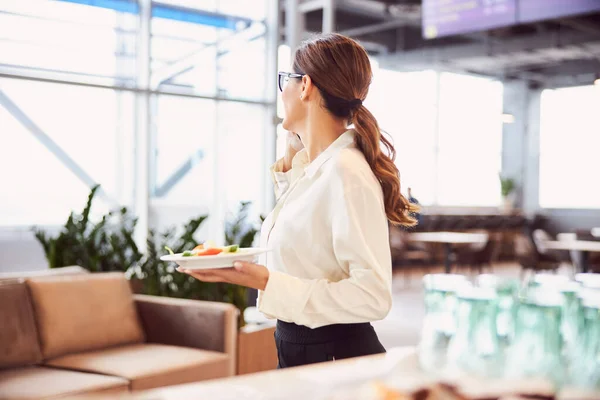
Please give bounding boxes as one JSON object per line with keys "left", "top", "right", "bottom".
{"left": 33, "top": 185, "right": 143, "bottom": 272}
{"left": 33, "top": 185, "right": 262, "bottom": 327}
{"left": 499, "top": 175, "right": 516, "bottom": 212}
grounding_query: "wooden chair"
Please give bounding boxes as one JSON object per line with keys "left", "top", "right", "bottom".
{"left": 575, "top": 230, "right": 600, "bottom": 273}
{"left": 514, "top": 234, "right": 561, "bottom": 280}
{"left": 454, "top": 232, "right": 501, "bottom": 274}
{"left": 389, "top": 226, "right": 432, "bottom": 284}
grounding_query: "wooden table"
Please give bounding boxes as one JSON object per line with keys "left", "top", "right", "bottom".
{"left": 409, "top": 232, "right": 488, "bottom": 273}
{"left": 133, "top": 347, "right": 418, "bottom": 400}
{"left": 545, "top": 240, "right": 600, "bottom": 273}
{"left": 67, "top": 346, "right": 600, "bottom": 400}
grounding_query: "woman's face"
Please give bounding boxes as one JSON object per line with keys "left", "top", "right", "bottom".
{"left": 281, "top": 73, "right": 306, "bottom": 132}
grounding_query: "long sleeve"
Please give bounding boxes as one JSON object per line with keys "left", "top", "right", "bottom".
{"left": 270, "top": 158, "right": 292, "bottom": 200}
{"left": 270, "top": 153, "right": 309, "bottom": 200}
{"left": 257, "top": 184, "right": 393, "bottom": 329}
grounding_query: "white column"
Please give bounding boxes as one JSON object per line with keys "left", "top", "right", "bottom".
{"left": 263, "top": 0, "right": 281, "bottom": 212}
{"left": 286, "top": 0, "right": 304, "bottom": 51}
{"left": 501, "top": 81, "right": 530, "bottom": 210}
{"left": 134, "top": 0, "right": 151, "bottom": 250}
{"left": 212, "top": 22, "right": 226, "bottom": 246}
{"left": 523, "top": 88, "right": 542, "bottom": 215}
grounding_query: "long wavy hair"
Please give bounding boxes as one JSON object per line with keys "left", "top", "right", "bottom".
{"left": 293, "top": 33, "right": 418, "bottom": 226}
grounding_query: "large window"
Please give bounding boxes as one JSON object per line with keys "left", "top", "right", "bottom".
{"left": 539, "top": 85, "right": 600, "bottom": 209}
{"left": 0, "top": 1, "right": 137, "bottom": 83}
{"left": 0, "top": 0, "right": 274, "bottom": 245}
{"left": 367, "top": 67, "right": 503, "bottom": 207}
{"left": 0, "top": 77, "right": 134, "bottom": 226}
{"left": 436, "top": 72, "right": 503, "bottom": 206}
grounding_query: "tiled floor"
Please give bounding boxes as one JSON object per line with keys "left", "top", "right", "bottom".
{"left": 373, "top": 261, "right": 575, "bottom": 350}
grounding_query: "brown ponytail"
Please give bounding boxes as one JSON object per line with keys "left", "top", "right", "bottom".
{"left": 353, "top": 105, "right": 418, "bottom": 226}
{"left": 293, "top": 33, "right": 417, "bottom": 227}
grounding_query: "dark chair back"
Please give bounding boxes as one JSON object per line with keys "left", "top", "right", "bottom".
{"left": 515, "top": 234, "right": 538, "bottom": 268}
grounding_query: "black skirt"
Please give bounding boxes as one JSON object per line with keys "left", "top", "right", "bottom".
{"left": 274, "top": 320, "right": 386, "bottom": 369}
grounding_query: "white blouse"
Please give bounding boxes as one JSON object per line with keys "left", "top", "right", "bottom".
{"left": 257, "top": 129, "right": 393, "bottom": 329}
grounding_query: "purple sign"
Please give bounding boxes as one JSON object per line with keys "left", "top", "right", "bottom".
{"left": 518, "top": 0, "right": 600, "bottom": 23}
{"left": 422, "top": 0, "right": 517, "bottom": 39}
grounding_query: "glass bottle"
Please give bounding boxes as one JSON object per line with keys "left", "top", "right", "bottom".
{"left": 505, "top": 287, "right": 564, "bottom": 386}
{"left": 446, "top": 286, "right": 501, "bottom": 378}
{"left": 418, "top": 274, "right": 470, "bottom": 374}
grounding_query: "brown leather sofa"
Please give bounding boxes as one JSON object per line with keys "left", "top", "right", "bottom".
{"left": 0, "top": 271, "right": 238, "bottom": 399}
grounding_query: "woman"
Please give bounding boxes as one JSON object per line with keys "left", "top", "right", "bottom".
{"left": 178, "top": 33, "right": 417, "bottom": 368}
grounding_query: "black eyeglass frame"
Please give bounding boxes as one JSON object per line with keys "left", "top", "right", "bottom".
{"left": 278, "top": 71, "right": 305, "bottom": 92}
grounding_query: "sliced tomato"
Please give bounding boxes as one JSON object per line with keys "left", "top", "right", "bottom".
{"left": 194, "top": 248, "right": 223, "bottom": 256}
{"left": 193, "top": 244, "right": 204, "bottom": 252}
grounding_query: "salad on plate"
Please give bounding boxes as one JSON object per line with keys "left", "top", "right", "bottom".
{"left": 160, "top": 241, "right": 269, "bottom": 270}
{"left": 164, "top": 240, "right": 240, "bottom": 257}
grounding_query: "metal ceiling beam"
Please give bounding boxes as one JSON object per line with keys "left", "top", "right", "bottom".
{"left": 298, "top": 0, "right": 324, "bottom": 13}
{"left": 423, "top": 55, "right": 600, "bottom": 85}
{"left": 299, "top": 31, "right": 388, "bottom": 53}
{"left": 280, "top": 26, "right": 391, "bottom": 53}
{"left": 336, "top": 0, "right": 420, "bottom": 25}
{"left": 340, "top": 18, "right": 412, "bottom": 37}
{"left": 544, "top": 72, "right": 598, "bottom": 88}
{"left": 288, "top": 0, "right": 336, "bottom": 32}
{"left": 527, "top": 59, "right": 600, "bottom": 77}
{"left": 559, "top": 18, "right": 600, "bottom": 36}
{"left": 449, "top": 41, "right": 600, "bottom": 73}
{"left": 307, "top": 0, "right": 494, "bottom": 46}
{"left": 0, "top": 89, "right": 117, "bottom": 205}
{"left": 378, "top": 30, "right": 600, "bottom": 72}
{"left": 451, "top": 42, "right": 600, "bottom": 81}
{"left": 279, "top": 0, "right": 418, "bottom": 52}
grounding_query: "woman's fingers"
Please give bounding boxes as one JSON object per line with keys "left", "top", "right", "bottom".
{"left": 177, "top": 267, "right": 230, "bottom": 283}
{"left": 287, "top": 131, "right": 304, "bottom": 151}
{"left": 176, "top": 263, "right": 269, "bottom": 291}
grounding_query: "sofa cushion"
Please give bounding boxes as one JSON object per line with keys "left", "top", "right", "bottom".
{"left": 0, "top": 266, "right": 89, "bottom": 281}
{"left": 0, "top": 280, "right": 43, "bottom": 369}
{"left": 27, "top": 272, "right": 145, "bottom": 359}
{"left": 46, "top": 343, "right": 231, "bottom": 391}
{"left": 0, "top": 366, "right": 129, "bottom": 399}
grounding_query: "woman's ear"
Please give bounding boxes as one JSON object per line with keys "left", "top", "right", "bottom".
{"left": 301, "top": 75, "right": 315, "bottom": 101}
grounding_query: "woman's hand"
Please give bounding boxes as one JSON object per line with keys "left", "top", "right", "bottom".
{"left": 177, "top": 261, "right": 270, "bottom": 291}
{"left": 282, "top": 131, "right": 304, "bottom": 172}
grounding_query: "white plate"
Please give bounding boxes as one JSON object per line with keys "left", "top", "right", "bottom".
{"left": 160, "top": 248, "right": 269, "bottom": 270}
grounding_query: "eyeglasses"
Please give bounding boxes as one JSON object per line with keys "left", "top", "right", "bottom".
{"left": 278, "top": 71, "right": 304, "bottom": 92}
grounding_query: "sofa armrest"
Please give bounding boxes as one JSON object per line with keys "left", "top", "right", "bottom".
{"left": 133, "top": 295, "right": 238, "bottom": 375}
